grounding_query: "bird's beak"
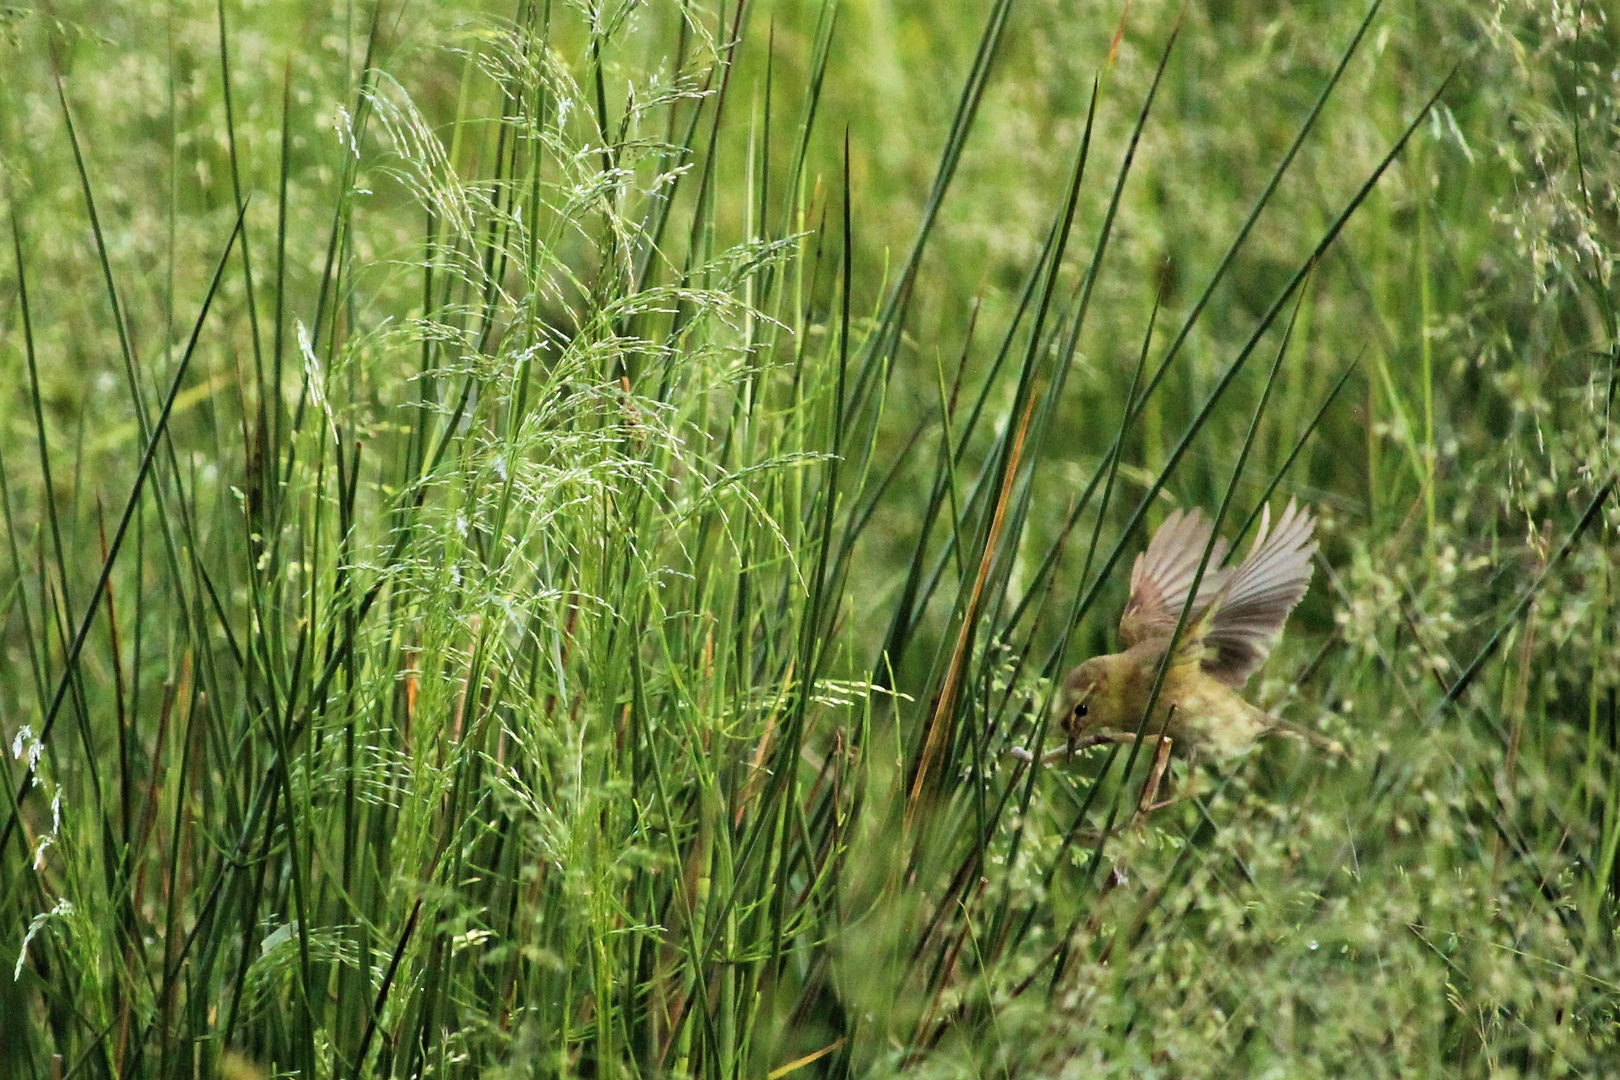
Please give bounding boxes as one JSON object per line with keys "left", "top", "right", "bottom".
{"left": 1014, "top": 684, "right": 1098, "bottom": 767}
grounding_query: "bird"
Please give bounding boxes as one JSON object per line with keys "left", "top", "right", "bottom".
{"left": 1018, "top": 499, "right": 1333, "bottom": 808}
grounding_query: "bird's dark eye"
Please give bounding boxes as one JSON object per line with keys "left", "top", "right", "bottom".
{"left": 1072, "top": 702, "right": 1088, "bottom": 720}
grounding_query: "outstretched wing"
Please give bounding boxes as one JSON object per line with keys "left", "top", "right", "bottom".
{"left": 1119, "top": 508, "right": 1232, "bottom": 647}
{"left": 1202, "top": 499, "right": 1317, "bottom": 687}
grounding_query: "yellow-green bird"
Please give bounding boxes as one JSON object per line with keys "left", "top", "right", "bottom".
{"left": 1052, "top": 499, "right": 1326, "bottom": 768}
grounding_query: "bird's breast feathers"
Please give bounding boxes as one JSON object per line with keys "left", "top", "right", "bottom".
{"left": 1161, "top": 675, "right": 1271, "bottom": 759}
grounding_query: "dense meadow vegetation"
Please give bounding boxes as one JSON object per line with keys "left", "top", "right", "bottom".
{"left": 2, "top": 0, "right": 1619, "bottom": 1075}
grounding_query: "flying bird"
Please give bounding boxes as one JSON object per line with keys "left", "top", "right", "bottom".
{"left": 1016, "top": 500, "right": 1332, "bottom": 809}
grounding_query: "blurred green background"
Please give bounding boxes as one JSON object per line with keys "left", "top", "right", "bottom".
{"left": 2, "top": 0, "right": 1618, "bottom": 1076}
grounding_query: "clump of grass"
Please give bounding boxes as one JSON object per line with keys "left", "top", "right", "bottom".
{"left": 3, "top": 0, "right": 1618, "bottom": 1077}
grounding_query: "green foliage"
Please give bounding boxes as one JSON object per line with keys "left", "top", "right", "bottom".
{"left": 1, "top": 0, "right": 1617, "bottom": 1076}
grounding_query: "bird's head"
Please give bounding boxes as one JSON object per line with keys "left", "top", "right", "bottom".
{"left": 1053, "top": 654, "right": 1134, "bottom": 739}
